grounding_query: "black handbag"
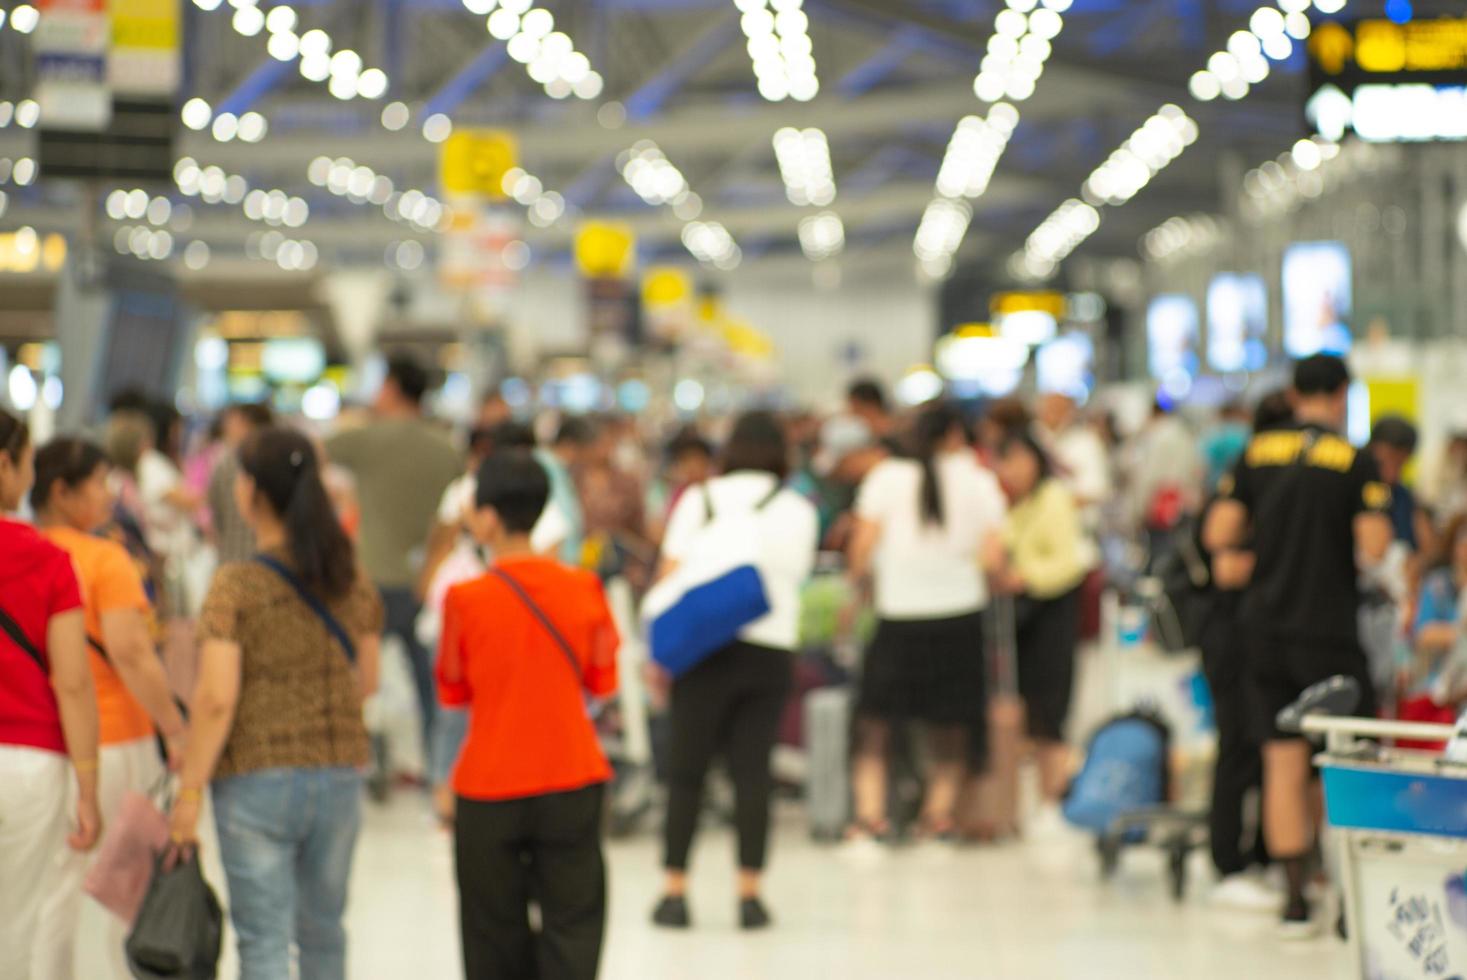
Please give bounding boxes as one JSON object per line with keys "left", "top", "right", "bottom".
{"left": 125, "top": 849, "right": 223, "bottom": 979}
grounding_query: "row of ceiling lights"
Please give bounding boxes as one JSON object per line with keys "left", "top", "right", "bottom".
{"left": 1187, "top": 0, "right": 1343, "bottom": 103}
{"left": 974, "top": 0, "right": 1069, "bottom": 105}
{"left": 473, "top": 0, "right": 604, "bottom": 101}
{"left": 246, "top": 229, "right": 319, "bottom": 271}
{"left": 772, "top": 127, "right": 844, "bottom": 261}
{"left": 190, "top": 0, "right": 390, "bottom": 102}
{"left": 0, "top": 101, "right": 40, "bottom": 130}
{"left": 0, "top": 6, "right": 39, "bottom": 34}
{"left": 307, "top": 155, "right": 447, "bottom": 232}
{"left": 772, "top": 127, "right": 835, "bottom": 208}
{"left": 1082, "top": 105, "right": 1199, "bottom": 207}
{"left": 914, "top": 0, "right": 1070, "bottom": 278}
{"left": 1141, "top": 213, "right": 1226, "bottom": 264}
{"left": 104, "top": 189, "right": 190, "bottom": 230}
{"left": 498, "top": 167, "right": 567, "bottom": 227}
{"left": 682, "top": 221, "right": 742, "bottom": 270}
{"left": 0, "top": 158, "right": 38, "bottom": 188}
{"left": 1015, "top": 0, "right": 1349, "bottom": 280}
{"left": 734, "top": 0, "right": 819, "bottom": 103}
{"left": 1020, "top": 106, "right": 1196, "bottom": 278}
{"left": 619, "top": 140, "right": 739, "bottom": 268}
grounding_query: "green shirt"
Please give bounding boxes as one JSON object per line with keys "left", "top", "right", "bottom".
{"left": 327, "top": 418, "right": 462, "bottom": 588}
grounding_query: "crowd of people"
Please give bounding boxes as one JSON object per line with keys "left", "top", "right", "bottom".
{"left": 1, "top": 348, "right": 1462, "bottom": 977}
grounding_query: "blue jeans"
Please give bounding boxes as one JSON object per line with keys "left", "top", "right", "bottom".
{"left": 213, "top": 767, "right": 364, "bottom": 980}
{"left": 379, "top": 586, "right": 437, "bottom": 753}
{"left": 429, "top": 706, "right": 470, "bottom": 787}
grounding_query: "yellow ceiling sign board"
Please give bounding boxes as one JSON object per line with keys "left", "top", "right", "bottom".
{"left": 574, "top": 222, "right": 636, "bottom": 279}
{"left": 439, "top": 129, "right": 519, "bottom": 198}
{"left": 990, "top": 291, "right": 1065, "bottom": 318}
{"left": 1312, "top": 17, "right": 1467, "bottom": 74}
{"left": 110, "top": 0, "right": 180, "bottom": 49}
{"left": 642, "top": 267, "right": 693, "bottom": 309}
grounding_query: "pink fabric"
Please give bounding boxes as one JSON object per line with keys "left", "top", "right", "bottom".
{"left": 84, "top": 791, "right": 170, "bottom": 925}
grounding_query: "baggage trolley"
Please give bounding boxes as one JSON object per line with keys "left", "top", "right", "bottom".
{"left": 1288, "top": 681, "right": 1466, "bottom": 978}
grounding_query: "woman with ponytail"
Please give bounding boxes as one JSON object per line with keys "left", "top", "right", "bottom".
{"left": 846, "top": 402, "right": 1008, "bottom": 841}
{"left": 168, "top": 426, "right": 383, "bottom": 980}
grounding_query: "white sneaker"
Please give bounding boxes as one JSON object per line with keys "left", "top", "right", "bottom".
{"left": 1211, "top": 874, "right": 1282, "bottom": 913}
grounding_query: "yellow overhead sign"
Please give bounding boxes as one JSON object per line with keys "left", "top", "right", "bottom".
{"left": 990, "top": 291, "right": 1065, "bottom": 318}
{"left": 110, "top": 0, "right": 179, "bottom": 50}
{"left": 1311, "top": 17, "right": 1467, "bottom": 75}
{"left": 573, "top": 222, "right": 636, "bottom": 279}
{"left": 439, "top": 129, "right": 518, "bottom": 198}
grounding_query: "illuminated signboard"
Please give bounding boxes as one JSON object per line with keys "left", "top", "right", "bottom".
{"left": 1306, "top": 17, "right": 1467, "bottom": 141}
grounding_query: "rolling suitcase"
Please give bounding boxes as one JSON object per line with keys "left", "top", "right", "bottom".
{"left": 960, "top": 595, "right": 1025, "bottom": 841}
{"left": 805, "top": 686, "right": 852, "bottom": 841}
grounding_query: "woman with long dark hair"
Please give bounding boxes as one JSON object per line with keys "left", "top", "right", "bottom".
{"left": 0, "top": 410, "right": 102, "bottom": 977}
{"left": 988, "top": 429, "right": 1088, "bottom": 833}
{"left": 168, "top": 426, "right": 383, "bottom": 980}
{"left": 651, "top": 412, "right": 818, "bottom": 931}
{"left": 846, "top": 402, "right": 1008, "bottom": 841}
{"left": 30, "top": 437, "right": 188, "bottom": 978}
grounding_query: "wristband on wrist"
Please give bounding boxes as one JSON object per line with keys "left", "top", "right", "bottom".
{"left": 177, "top": 787, "right": 204, "bottom": 803}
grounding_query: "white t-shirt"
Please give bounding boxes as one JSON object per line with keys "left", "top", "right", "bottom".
{"left": 661, "top": 472, "right": 819, "bottom": 652}
{"left": 855, "top": 454, "right": 1008, "bottom": 620}
{"left": 137, "top": 449, "right": 193, "bottom": 559}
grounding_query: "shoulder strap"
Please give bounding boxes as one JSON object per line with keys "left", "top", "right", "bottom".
{"left": 702, "top": 483, "right": 715, "bottom": 522}
{"left": 252, "top": 555, "right": 357, "bottom": 663}
{"left": 755, "top": 482, "right": 783, "bottom": 510}
{"left": 0, "top": 604, "right": 46, "bottom": 674}
{"left": 489, "top": 567, "right": 582, "bottom": 683}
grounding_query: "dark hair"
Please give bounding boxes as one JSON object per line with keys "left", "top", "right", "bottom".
{"left": 722, "top": 411, "right": 789, "bottom": 480}
{"left": 30, "top": 438, "right": 109, "bottom": 513}
{"left": 228, "top": 401, "right": 275, "bottom": 429}
{"left": 238, "top": 426, "right": 356, "bottom": 600}
{"left": 474, "top": 450, "right": 550, "bottom": 534}
{"left": 554, "top": 416, "right": 599, "bottom": 448}
{"left": 666, "top": 427, "right": 713, "bottom": 464}
{"left": 146, "top": 400, "right": 183, "bottom": 460}
{"left": 0, "top": 407, "right": 28, "bottom": 464}
{"left": 1370, "top": 415, "right": 1418, "bottom": 454}
{"left": 847, "top": 378, "right": 888, "bottom": 413}
{"left": 108, "top": 387, "right": 151, "bottom": 415}
{"left": 385, "top": 353, "right": 430, "bottom": 405}
{"left": 910, "top": 402, "right": 965, "bottom": 526}
{"left": 999, "top": 428, "right": 1053, "bottom": 486}
{"left": 1253, "top": 391, "right": 1294, "bottom": 433}
{"left": 489, "top": 420, "right": 537, "bottom": 451}
{"left": 1293, "top": 354, "right": 1351, "bottom": 398}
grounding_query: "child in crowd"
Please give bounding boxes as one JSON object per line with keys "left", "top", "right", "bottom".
{"left": 438, "top": 450, "right": 619, "bottom": 980}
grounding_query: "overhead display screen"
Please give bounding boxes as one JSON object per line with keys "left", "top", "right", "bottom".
{"left": 1146, "top": 294, "right": 1199, "bottom": 381}
{"left": 1283, "top": 242, "right": 1353, "bottom": 358}
{"left": 1306, "top": 17, "right": 1467, "bottom": 141}
{"left": 1206, "top": 273, "right": 1268, "bottom": 373}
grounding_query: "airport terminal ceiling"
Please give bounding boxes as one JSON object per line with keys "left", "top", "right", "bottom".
{"left": 0, "top": 0, "right": 1370, "bottom": 287}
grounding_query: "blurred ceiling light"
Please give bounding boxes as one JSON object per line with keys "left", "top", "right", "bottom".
{"left": 181, "top": 98, "right": 213, "bottom": 130}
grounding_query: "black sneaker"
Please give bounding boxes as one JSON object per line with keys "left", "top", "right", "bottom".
{"left": 652, "top": 895, "right": 690, "bottom": 929}
{"left": 739, "top": 897, "right": 772, "bottom": 931}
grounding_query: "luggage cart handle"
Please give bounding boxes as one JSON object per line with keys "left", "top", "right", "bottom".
{"left": 1299, "top": 715, "right": 1456, "bottom": 742}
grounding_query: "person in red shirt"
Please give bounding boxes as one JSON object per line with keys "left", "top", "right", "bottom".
{"left": 0, "top": 408, "right": 102, "bottom": 977}
{"left": 438, "top": 450, "right": 619, "bottom": 980}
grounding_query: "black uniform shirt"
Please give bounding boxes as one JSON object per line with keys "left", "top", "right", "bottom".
{"left": 1219, "top": 422, "right": 1392, "bottom": 643}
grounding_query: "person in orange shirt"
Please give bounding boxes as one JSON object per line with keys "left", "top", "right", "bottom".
{"left": 438, "top": 450, "right": 619, "bottom": 980}
{"left": 30, "top": 437, "right": 188, "bottom": 979}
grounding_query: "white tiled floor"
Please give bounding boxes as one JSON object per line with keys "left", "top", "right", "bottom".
{"left": 342, "top": 797, "right": 1351, "bottom": 980}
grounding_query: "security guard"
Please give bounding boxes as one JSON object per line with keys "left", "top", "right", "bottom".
{"left": 1203, "top": 354, "right": 1393, "bottom": 938}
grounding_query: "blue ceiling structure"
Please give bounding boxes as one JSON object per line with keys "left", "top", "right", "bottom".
{"left": 0, "top": 0, "right": 1400, "bottom": 274}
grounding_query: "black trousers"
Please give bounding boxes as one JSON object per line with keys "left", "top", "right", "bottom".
{"left": 1199, "top": 596, "right": 1267, "bottom": 877}
{"left": 455, "top": 785, "right": 607, "bottom": 980}
{"left": 663, "top": 640, "right": 793, "bottom": 872}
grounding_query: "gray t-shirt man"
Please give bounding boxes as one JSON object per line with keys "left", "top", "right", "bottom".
{"left": 326, "top": 418, "right": 462, "bottom": 589}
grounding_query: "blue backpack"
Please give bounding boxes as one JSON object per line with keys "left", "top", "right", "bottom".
{"left": 1062, "top": 711, "right": 1172, "bottom": 839}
